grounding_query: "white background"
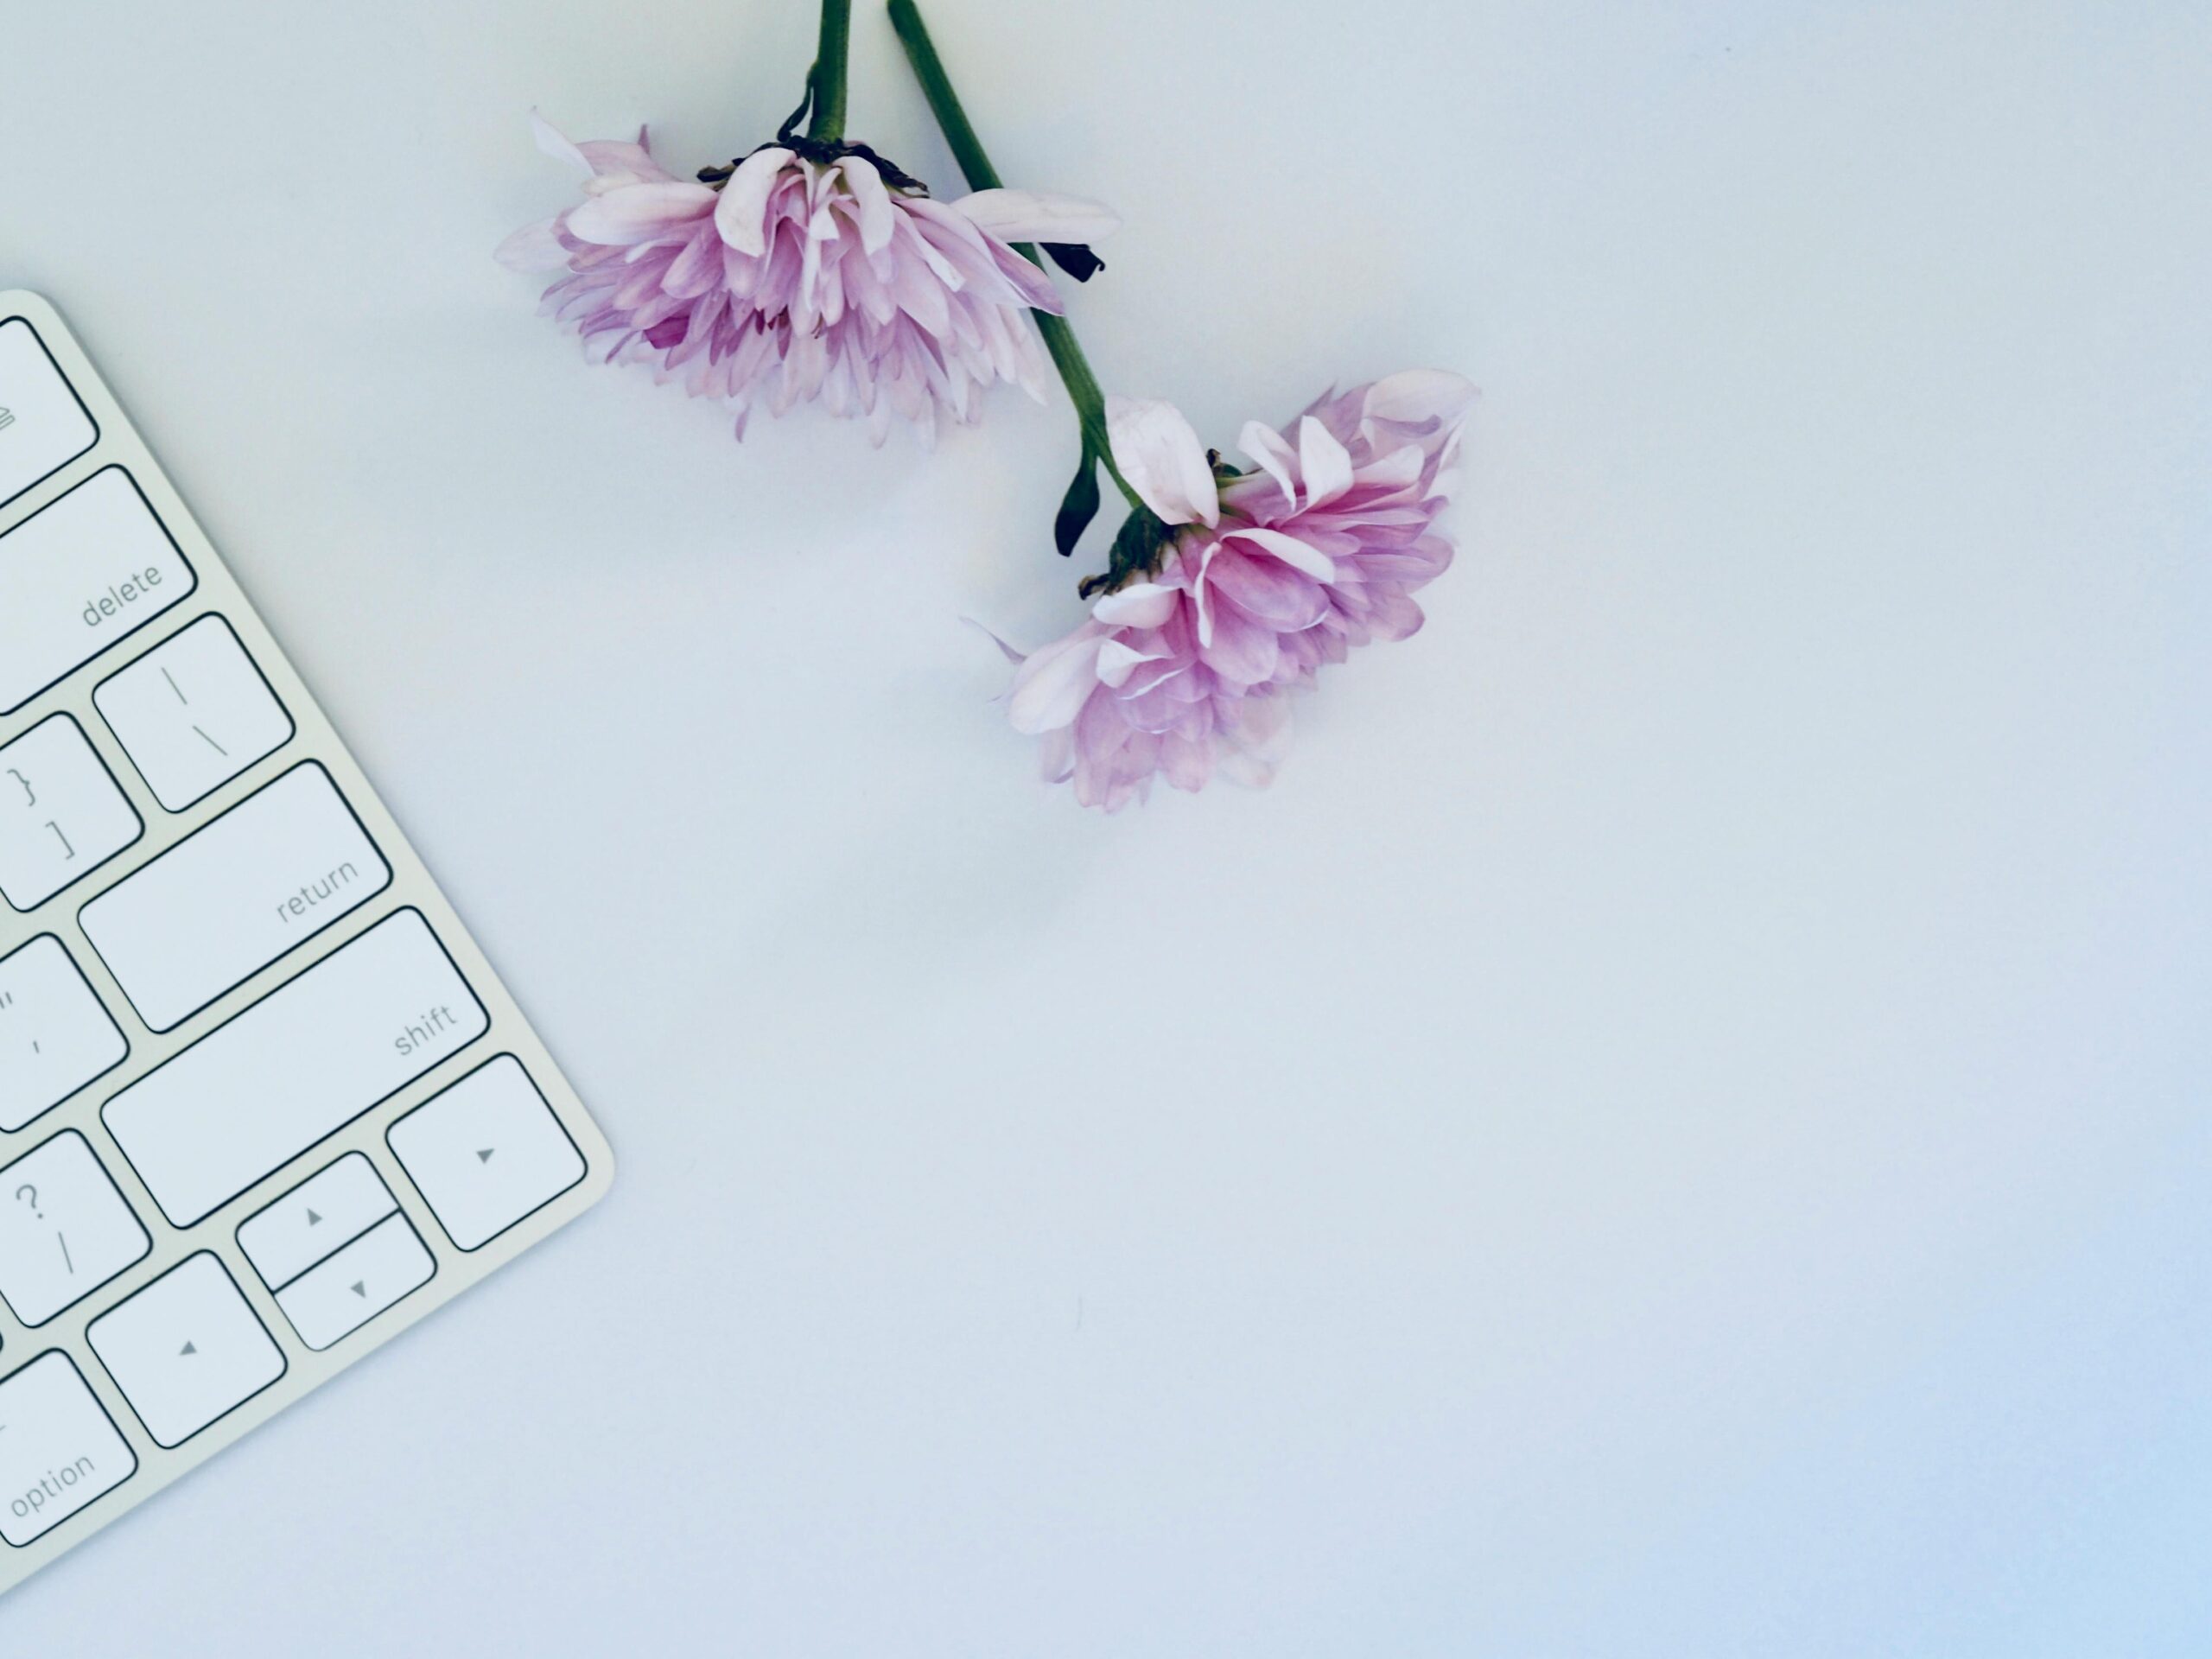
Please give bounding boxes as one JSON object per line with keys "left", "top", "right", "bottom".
{"left": 4, "top": 1, "right": 2209, "bottom": 1652}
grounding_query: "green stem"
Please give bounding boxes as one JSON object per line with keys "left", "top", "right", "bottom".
{"left": 886, "top": 0, "right": 1001, "bottom": 190}
{"left": 806, "top": 0, "right": 853, "bottom": 143}
{"left": 1035, "top": 319, "right": 1134, "bottom": 508}
{"left": 887, "top": 0, "right": 1145, "bottom": 514}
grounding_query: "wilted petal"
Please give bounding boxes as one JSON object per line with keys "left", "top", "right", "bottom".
{"left": 531, "top": 111, "right": 591, "bottom": 172}
{"left": 1107, "top": 397, "right": 1219, "bottom": 528}
{"left": 1116, "top": 654, "right": 1190, "bottom": 699}
{"left": 837, "top": 156, "right": 898, "bottom": 254}
{"left": 568, "top": 181, "right": 715, "bottom": 244}
{"left": 950, "top": 189, "right": 1121, "bottom": 245}
{"left": 1363, "top": 368, "right": 1478, "bottom": 428}
{"left": 1358, "top": 444, "right": 1426, "bottom": 494}
{"left": 1096, "top": 639, "right": 1166, "bottom": 689}
{"left": 1297, "top": 414, "right": 1354, "bottom": 508}
{"left": 1216, "top": 693, "right": 1294, "bottom": 789}
{"left": 1007, "top": 632, "right": 1106, "bottom": 733}
{"left": 963, "top": 616, "right": 1028, "bottom": 670}
{"left": 495, "top": 216, "right": 567, "bottom": 271}
{"left": 715, "top": 147, "right": 794, "bottom": 256}
{"left": 1037, "top": 724, "right": 1077, "bottom": 783}
{"left": 1223, "top": 525, "right": 1336, "bottom": 582}
{"left": 1160, "top": 730, "right": 1213, "bottom": 791}
{"left": 1090, "top": 582, "right": 1179, "bottom": 628}
{"left": 1236, "top": 420, "right": 1300, "bottom": 511}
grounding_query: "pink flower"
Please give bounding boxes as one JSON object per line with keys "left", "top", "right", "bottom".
{"left": 1002, "top": 372, "right": 1475, "bottom": 810}
{"left": 499, "top": 114, "right": 1118, "bottom": 444}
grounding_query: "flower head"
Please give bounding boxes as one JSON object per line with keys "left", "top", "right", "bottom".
{"left": 499, "top": 114, "right": 1118, "bottom": 445}
{"left": 1002, "top": 372, "right": 1475, "bottom": 810}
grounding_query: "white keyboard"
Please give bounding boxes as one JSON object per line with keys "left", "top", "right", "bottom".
{"left": 0, "top": 292, "right": 614, "bottom": 1593}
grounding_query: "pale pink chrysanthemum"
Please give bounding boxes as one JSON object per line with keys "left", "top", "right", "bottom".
{"left": 1001, "top": 372, "right": 1475, "bottom": 810}
{"left": 498, "top": 114, "right": 1117, "bottom": 444}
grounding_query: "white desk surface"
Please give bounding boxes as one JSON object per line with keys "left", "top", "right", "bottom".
{"left": 3, "top": 2, "right": 2208, "bottom": 1652}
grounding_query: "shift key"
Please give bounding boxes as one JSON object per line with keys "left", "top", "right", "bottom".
{"left": 103, "top": 909, "right": 486, "bottom": 1227}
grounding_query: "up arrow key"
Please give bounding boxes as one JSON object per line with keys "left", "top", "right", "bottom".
{"left": 179, "top": 1342, "right": 196, "bottom": 1357}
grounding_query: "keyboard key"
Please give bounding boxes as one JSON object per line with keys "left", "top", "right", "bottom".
{"left": 0, "top": 715, "right": 142, "bottom": 912}
{"left": 0, "top": 316, "right": 98, "bottom": 512}
{"left": 0, "top": 1132, "right": 149, "bottom": 1326}
{"left": 0, "top": 1351, "right": 136, "bottom": 1546}
{"left": 102, "top": 909, "right": 488, "bottom": 1227}
{"left": 237, "top": 1153, "right": 397, "bottom": 1290}
{"left": 0, "top": 467, "right": 195, "bottom": 715}
{"left": 0, "top": 297, "right": 615, "bottom": 1597}
{"left": 86, "top": 1254, "right": 285, "bottom": 1449}
{"left": 0, "top": 935, "right": 127, "bottom": 1132}
{"left": 93, "top": 616, "right": 295, "bottom": 811}
{"left": 78, "top": 763, "right": 391, "bottom": 1032}
{"left": 388, "top": 1056, "right": 585, "bottom": 1250}
{"left": 273, "top": 1213, "right": 435, "bottom": 1351}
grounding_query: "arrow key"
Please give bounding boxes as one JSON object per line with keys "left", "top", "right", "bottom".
{"left": 86, "top": 1253, "right": 285, "bottom": 1447}
{"left": 388, "top": 1056, "right": 585, "bottom": 1250}
{"left": 236, "top": 1152, "right": 398, "bottom": 1291}
{"left": 273, "top": 1213, "right": 434, "bottom": 1351}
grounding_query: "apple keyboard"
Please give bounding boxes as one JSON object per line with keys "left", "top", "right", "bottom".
{"left": 0, "top": 291, "right": 613, "bottom": 1594}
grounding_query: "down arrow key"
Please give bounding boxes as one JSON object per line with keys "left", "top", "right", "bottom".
{"left": 271, "top": 1213, "right": 435, "bottom": 1352}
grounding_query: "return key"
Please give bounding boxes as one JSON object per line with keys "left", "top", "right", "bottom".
{"left": 79, "top": 762, "right": 391, "bottom": 1031}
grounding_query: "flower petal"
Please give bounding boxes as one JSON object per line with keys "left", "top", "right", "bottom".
{"left": 495, "top": 215, "right": 568, "bottom": 271}
{"left": 1359, "top": 444, "right": 1427, "bottom": 494}
{"left": 531, "top": 111, "right": 669, "bottom": 189}
{"left": 1096, "top": 639, "right": 1166, "bottom": 689}
{"left": 1236, "top": 420, "right": 1300, "bottom": 512}
{"left": 963, "top": 616, "right": 1027, "bottom": 667}
{"left": 1363, "top": 369, "right": 1477, "bottom": 428}
{"left": 1107, "top": 397, "right": 1219, "bottom": 528}
{"left": 1090, "top": 581, "right": 1179, "bottom": 628}
{"left": 1160, "top": 730, "right": 1213, "bottom": 791}
{"left": 1007, "top": 632, "right": 1105, "bottom": 734}
{"left": 1216, "top": 693, "right": 1294, "bottom": 788}
{"left": 567, "top": 180, "right": 715, "bottom": 244}
{"left": 1297, "top": 414, "right": 1354, "bottom": 508}
{"left": 949, "top": 189, "right": 1122, "bottom": 245}
{"left": 715, "top": 147, "right": 794, "bottom": 257}
{"left": 1199, "top": 600, "right": 1281, "bottom": 685}
{"left": 1205, "top": 548, "right": 1328, "bottom": 631}
{"left": 837, "top": 156, "right": 898, "bottom": 255}
{"left": 1222, "top": 525, "right": 1337, "bottom": 582}
{"left": 531, "top": 110, "right": 590, "bottom": 172}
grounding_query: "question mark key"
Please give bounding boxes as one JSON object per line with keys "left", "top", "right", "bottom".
{"left": 0, "top": 1130, "right": 149, "bottom": 1325}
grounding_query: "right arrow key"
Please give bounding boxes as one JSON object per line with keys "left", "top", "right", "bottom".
{"left": 388, "top": 1056, "right": 586, "bottom": 1251}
